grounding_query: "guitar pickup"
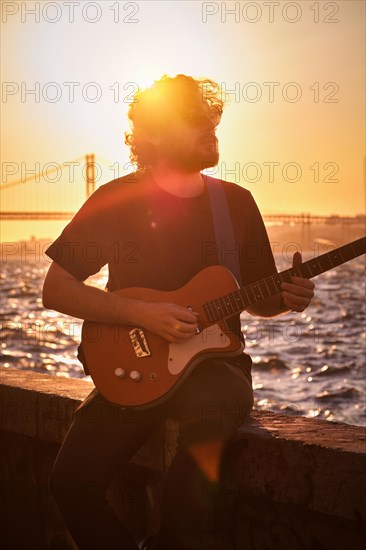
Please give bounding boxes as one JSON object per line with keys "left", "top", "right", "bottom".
{"left": 129, "top": 328, "right": 151, "bottom": 357}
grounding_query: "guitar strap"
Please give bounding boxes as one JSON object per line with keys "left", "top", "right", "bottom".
{"left": 204, "top": 174, "right": 242, "bottom": 286}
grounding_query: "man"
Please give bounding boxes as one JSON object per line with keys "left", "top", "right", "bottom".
{"left": 43, "top": 74, "right": 315, "bottom": 550}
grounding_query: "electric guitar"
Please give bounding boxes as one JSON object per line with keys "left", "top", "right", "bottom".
{"left": 81, "top": 236, "right": 366, "bottom": 409}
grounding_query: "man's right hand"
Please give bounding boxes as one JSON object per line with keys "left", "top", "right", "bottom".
{"left": 132, "top": 301, "right": 199, "bottom": 343}
{"left": 43, "top": 263, "right": 198, "bottom": 343}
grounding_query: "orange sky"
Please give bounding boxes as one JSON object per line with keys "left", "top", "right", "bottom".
{"left": 1, "top": 0, "right": 365, "bottom": 241}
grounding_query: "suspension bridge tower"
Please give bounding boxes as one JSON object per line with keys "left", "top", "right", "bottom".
{"left": 300, "top": 212, "right": 312, "bottom": 247}
{"left": 85, "top": 153, "right": 96, "bottom": 198}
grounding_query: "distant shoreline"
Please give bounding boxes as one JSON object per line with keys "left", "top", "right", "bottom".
{"left": 0, "top": 222, "right": 365, "bottom": 260}
{"left": 266, "top": 222, "right": 365, "bottom": 251}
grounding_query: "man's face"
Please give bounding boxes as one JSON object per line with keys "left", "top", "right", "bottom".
{"left": 154, "top": 103, "right": 220, "bottom": 172}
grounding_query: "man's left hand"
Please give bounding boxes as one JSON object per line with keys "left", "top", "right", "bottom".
{"left": 280, "top": 251, "right": 315, "bottom": 312}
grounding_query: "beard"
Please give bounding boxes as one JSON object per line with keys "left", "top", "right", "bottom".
{"left": 159, "top": 137, "right": 219, "bottom": 172}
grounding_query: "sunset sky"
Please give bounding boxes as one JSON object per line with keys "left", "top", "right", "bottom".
{"left": 1, "top": 0, "right": 365, "bottom": 242}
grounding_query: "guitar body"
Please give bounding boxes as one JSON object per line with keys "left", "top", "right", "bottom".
{"left": 81, "top": 265, "right": 244, "bottom": 409}
{"left": 80, "top": 236, "right": 366, "bottom": 409}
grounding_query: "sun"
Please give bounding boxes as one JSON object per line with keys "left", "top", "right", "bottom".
{"left": 132, "top": 67, "right": 165, "bottom": 92}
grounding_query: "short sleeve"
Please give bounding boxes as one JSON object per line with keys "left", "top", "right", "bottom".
{"left": 240, "top": 191, "right": 278, "bottom": 285}
{"left": 45, "top": 187, "right": 109, "bottom": 281}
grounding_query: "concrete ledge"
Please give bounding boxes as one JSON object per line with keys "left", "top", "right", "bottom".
{"left": 0, "top": 366, "right": 176, "bottom": 472}
{"left": 1, "top": 365, "right": 366, "bottom": 549}
{"left": 232, "top": 413, "right": 366, "bottom": 522}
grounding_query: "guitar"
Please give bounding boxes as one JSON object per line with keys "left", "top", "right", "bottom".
{"left": 81, "top": 236, "right": 366, "bottom": 409}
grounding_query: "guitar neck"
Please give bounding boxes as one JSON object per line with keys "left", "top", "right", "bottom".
{"left": 203, "top": 236, "right": 366, "bottom": 323}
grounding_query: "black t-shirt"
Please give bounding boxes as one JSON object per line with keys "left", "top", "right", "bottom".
{"left": 45, "top": 171, "right": 278, "bottom": 378}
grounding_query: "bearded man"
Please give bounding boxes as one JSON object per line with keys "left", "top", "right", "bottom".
{"left": 43, "top": 74, "right": 314, "bottom": 550}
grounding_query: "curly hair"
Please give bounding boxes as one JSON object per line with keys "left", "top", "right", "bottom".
{"left": 124, "top": 74, "right": 225, "bottom": 171}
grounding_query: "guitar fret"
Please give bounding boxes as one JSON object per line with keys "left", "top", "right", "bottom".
{"left": 218, "top": 296, "right": 228, "bottom": 316}
{"left": 329, "top": 250, "right": 344, "bottom": 268}
{"left": 228, "top": 292, "right": 237, "bottom": 312}
{"left": 282, "top": 271, "right": 292, "bottom": 283}
{"left": 203, "top": 303, "right": 210, "bottom": 321}
{"left": 290, "top": 266, "right": 302, "bottom": 277}
{"left": 308, "top": 260, "right": 323, "bottom": 276}
{"left": 272, "top": 275, "right": 282, "bottom": 293}
{"left": 214, "top": 298, "right": 224, "bottom": 318}
{"left": 271, "top": 273, "right": 284, "bottom": 292}
{"left": 217, "top": 296, "right": 225, "bottom": 315}
{"left": 329, "top": 254, "right": 336, "bottom": 267}
{"left": 211, "top": 301, "right": 219, "bottom": 322}
{"left": 227, "top": 295, "right": 236, "bottom": 314}
{"left": 263, "top": 278, "right": 271, "bottom": 297}
{"left": 258, "top": 279, "right": 270, "bottom": 299}
{"left": 252, "top": 282, "right": 264, "bottom": 301}
{"left": 222, "top": 297, "right": 230, "bottom": 315}
{"left": 212, "top": 300, "right": 221, "bottom": 320}
{"left": 247, "top": 285, "right": 257, "bottom": 304}
{"left": 350, "top": 243, "right": 363, "bottom": 260}
{"left": 305, "top": 262, "right": 314, "bottom": 276}
{"left": 266, "top": 276, "right": 278, "bottom": 295}
{"left": 343, "top": 245, "right": 356, "bottom": 262}
{"left": 242, "top": 287, "right": 251, "bottom": 305}
{"left": 235, "top": 291, "right": 246, "bottom": 309}
{"left": 317, "top": 254, "right": 332, "bottom": 272}
{"left": 205, "top": 301, "right": 216, "bottom": 322}
{"left": 203, "top": 303, "right": 209, "bottom": 320}
{"left": 302, "top": 262, "right": 313, "bottom": 277}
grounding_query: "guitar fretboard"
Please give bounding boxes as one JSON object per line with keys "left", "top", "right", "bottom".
{"left": 203, "top": 236, "right": 366, "bottom": 323}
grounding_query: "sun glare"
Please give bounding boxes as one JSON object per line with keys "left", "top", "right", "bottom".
{"left": 133, "top": 70, "right": 158, "bottom": 91}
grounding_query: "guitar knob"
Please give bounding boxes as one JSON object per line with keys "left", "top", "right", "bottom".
{"left": 130, "top": 370, "right": 142, "bottom": 382}
{"left": 114, "top": 368, "right": 126, "bottom": 378}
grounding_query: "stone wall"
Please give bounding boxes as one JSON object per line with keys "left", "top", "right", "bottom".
{"left": 1, "top": 366, "right": 365, "bottom": 549}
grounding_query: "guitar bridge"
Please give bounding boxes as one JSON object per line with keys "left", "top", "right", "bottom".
{"left": 129, "top": 328, "right": 151, "bottom": 357}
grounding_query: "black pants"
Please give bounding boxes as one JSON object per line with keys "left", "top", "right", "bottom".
{"left": 49, "top": 358, "right": 253, "bottom": 550}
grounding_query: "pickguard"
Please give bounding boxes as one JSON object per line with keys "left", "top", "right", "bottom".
{"left": 168, "top": 323, "right": 230, "bottom": 375}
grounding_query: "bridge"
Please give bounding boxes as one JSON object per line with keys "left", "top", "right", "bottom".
{"left": 1, "top": 154, "right": 365, "bottom": 226}
{"left": 1, "top": 211, "right": 365, "bottom": 225}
